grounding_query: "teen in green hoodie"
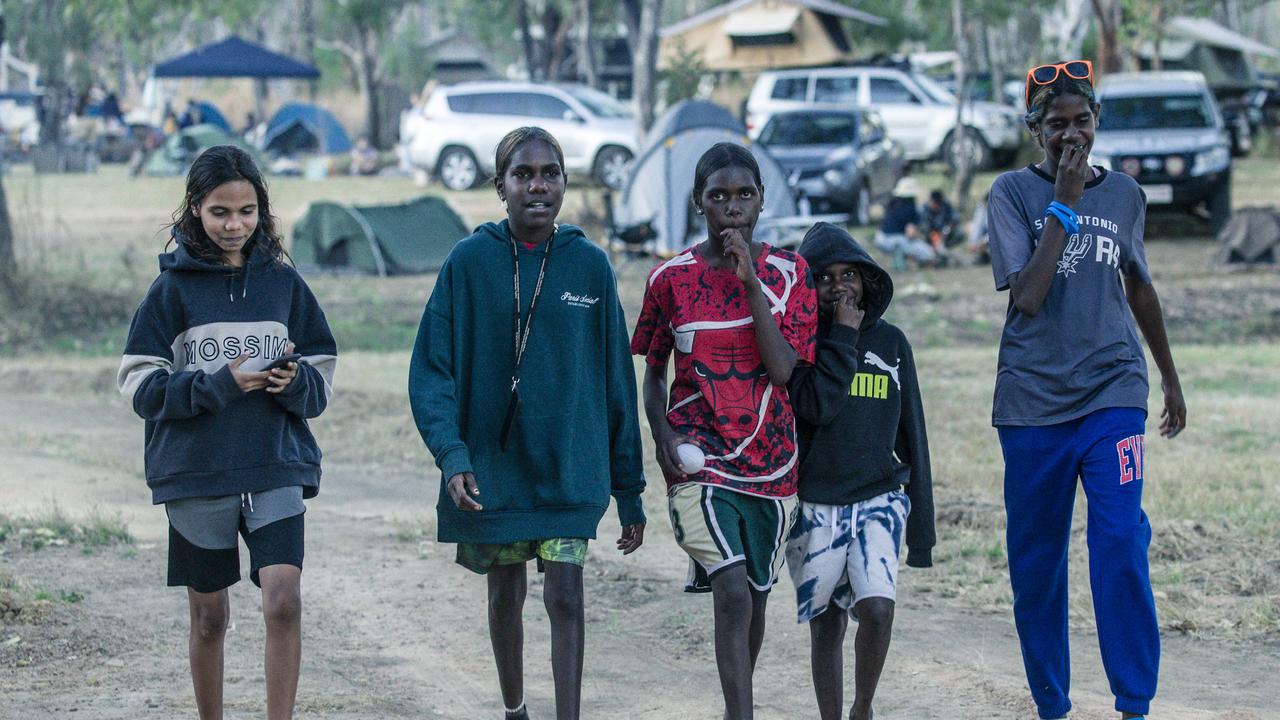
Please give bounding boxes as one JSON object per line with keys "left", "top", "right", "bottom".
{"left": 408, "top": 127, "right": 646, "bottom": 720}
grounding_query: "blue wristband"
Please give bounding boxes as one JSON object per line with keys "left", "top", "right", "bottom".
{"left": 1045, "top": 201, "right": 1080, "bottom": 235}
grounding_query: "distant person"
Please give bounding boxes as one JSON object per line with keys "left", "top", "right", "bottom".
{"left": 117, "top": 145, "right": 337, "bottom": 720}
{"left": 920, "top": 190, "right": 958, "bottom": 250}
{"left": 242, "top": 111, "right": 258, "bottom": 138}
{"left": 101, "top": 91, "right": 123, "bottom": 130}
{"left": 874, "top": 178, "right": 935, "bottom": 269}
{"left": 788, "top": 222, "right": 935, "bottom": 720}
{"left": 349, "top": 136, "right": 379, "bottom": 176}
{"left": 632, "top": 142, "right": 817, "bottom": 720}
{"left": 179, "top": 99, "right": 203, "bottom": 129}
{"left": 162, "top": 104, "right": 180, "bottom": 136}
{"left": 988, "top": 60, "right": 1186, "bottom": 720}
{"left": 409, "top": 126, "right": 646, "bottom": 720}
{"left": 965, "top": 191, "right": 991, "bottom": 264}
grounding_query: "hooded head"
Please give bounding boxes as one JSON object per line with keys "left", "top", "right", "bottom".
{"left": 797, "top": 222, "right": 893, "bottom": 329}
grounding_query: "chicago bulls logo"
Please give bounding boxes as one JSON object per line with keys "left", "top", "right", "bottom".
{"left": 691, "top": 335, "right": 767, "bottom": 440}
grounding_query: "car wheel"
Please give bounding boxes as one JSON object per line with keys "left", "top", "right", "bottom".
{"left": 1207, "top": 177, "right": 1232, "bottom": 234}
{"left": 944, "top": 127, "right": 992, "bottom": 171}
{"left": 438, "top": 147, "right": 480, "bottom": 190}
{"left": 594, "top": 146, "right": 633, "bottom": 191}
{"left": 852, "top": 183, "right": 872, "bottom": 227}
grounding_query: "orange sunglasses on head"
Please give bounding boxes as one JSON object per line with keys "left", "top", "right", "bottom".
{"left": 1025, "top": 60, "right": 1093, "bottom": 110}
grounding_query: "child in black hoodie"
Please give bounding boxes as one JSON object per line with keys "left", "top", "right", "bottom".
{"left": 785, "top": 222, "right": 935, "bottom": 720}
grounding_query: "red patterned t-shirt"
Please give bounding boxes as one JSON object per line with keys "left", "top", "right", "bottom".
{"left": 631, "top": 243, "right": 817, "bottom": 498}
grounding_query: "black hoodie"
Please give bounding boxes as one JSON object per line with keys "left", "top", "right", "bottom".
{"left": 789, "top": 222, "right": 935, "bottom": 567}
{"left": 117, "top": 239, "right": 338, "bottom": 504}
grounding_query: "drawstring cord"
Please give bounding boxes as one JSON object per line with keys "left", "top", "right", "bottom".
{"left": 241, "top": 492, "right": 254, "bottom": 512}
{"left": 226, "top": 266, "right": 249, "bottom": 302}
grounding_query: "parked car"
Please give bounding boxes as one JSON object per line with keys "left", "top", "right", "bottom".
{"left": 1090, "top": 72, "right": 1233, "bottom": 233}
{"left": 398, "top": 81, "right": 638, "bottom": 191}
{"left": 755, "top": 108, "right": 905, "bottom": 225}
{"left": 745, "top": 65, "right": 1024, "bottom": 170}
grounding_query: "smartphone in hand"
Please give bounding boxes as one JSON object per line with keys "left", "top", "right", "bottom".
{"left": 265, "top": 353, "right": 302, "bottom": 371}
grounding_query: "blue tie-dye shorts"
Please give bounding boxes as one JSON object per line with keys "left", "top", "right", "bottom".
{"left": 784, "top": 490, "right": 910, "bottom": 623}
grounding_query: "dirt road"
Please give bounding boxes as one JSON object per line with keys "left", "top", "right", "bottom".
{"left": 1, "top": 354, "right": 1276, "bottom": 719}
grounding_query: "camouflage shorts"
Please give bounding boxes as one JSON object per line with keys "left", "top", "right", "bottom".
{"left": 455, "top": 538, "right": 588, "bottom": 575}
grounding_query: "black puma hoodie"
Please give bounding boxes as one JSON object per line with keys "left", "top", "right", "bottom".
{"left": 789, "top": 222, "right": 935, "bottom": 567}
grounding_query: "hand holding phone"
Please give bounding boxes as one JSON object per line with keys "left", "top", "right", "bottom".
{"left": 265, "top": 352, "right": 302, "bottom": 371}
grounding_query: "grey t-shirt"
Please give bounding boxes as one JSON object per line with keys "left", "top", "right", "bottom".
{"left": 987, "top": 166, "right": 1151, "bottom": 426}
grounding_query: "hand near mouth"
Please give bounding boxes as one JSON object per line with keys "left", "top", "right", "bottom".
{"left": 721, "top": 228, "right": 759, "bottom": 288}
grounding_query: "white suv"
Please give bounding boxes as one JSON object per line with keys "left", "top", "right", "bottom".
{"left": 399, "top": 82, "right": 638, "bottom": 191}
{"left": 746, "top": 66, "right": 1024, "bottom": 169}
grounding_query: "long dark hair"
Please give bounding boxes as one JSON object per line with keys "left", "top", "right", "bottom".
{"left": 166, "top": 145, "right": 287, "bottom": 265}
{"left": 692, "top": 142, "right": 763, "bottom": 205}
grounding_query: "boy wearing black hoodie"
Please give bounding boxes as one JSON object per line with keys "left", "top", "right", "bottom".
{"left": 785, "top": 222, "right": 935, "bottom": 720}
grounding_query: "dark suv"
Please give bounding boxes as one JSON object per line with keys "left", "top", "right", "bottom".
{"left": 1090, "top": 72, "right": 1232, "bottom": 232}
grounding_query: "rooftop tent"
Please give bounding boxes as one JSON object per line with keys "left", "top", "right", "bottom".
{"left": 1215, "top": 207, "right": 1279, "bottom": 265}
{"left": 292, "top": 196, "right": 470, "bottom": 275}
{"left": 613, "top": 99, "right": 796, "bottom": 256}
{"left": 153, "top": 36, "right": 320, "bottom": 79}
{"left": 143, "top": 124, "right": 263, "bottom": 176}
{"left": 262, "top": 102, "right": 352, "bottom": 156}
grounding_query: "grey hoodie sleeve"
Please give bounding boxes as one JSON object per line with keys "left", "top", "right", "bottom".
{"left": 118, "top": 303, "right": 244, "bottom": 421}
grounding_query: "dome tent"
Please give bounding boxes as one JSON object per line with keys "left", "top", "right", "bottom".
{"left": 262, "top": 102, "right": 352, "bottom": 156}
{"left": 291, "top": 196, "right": 469, "bottom": 276}
{"left": 612, "top": 100, "right": 796, "bottom": 256}
{"left": 143, "top": 124, "right": 262, "bottom": 176}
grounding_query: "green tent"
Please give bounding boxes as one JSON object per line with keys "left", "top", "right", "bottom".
{"left": 291, "top": 196, "right": 470, "bottom": 275}
{"left": 144, "top": 124, "right": 263, "bottom": 176}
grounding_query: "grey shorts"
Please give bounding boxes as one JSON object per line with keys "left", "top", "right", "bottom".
{"left": 165, "top": 487, "right": 306, "bottom": 592}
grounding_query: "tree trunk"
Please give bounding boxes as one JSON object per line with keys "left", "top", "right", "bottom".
{"left": 630, "top": 0, "right": 664, "bottom": 133}
{"left": 577, "top": 0, "right": 596, "bottom": 87}
{"left": 1090, "top": 0, "right": 1123, "bottom": 75}
{"left": 35, "top": 0, "right": 66, "bottom": 148}
{"left": 356, "top": 27, "right": 381, "bottom": 149}
{"left": 254, "top": 24, "right": 270, "bottom": 128}
{"left": 301, "top": 0, "right": 318, "bottom": 101}
{"left": 516, "top": 0, "right": 538, "bottom": 80}
{"left": 951, "top": 0, "right": 975, "bottom": 216}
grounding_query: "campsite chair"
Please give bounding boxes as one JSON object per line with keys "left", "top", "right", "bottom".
{"left": 603, "top": 190, "right": 658, "bottom": 274}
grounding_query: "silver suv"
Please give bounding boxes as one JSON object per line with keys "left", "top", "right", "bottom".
{"left": 399, "top": 82, "right": 638, "bottom": 191}
{"left": 746, "top": 66, "right": 1024, "bottom": 169}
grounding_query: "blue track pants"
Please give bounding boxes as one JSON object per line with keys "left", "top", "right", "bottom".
{"left": 998, "top": 407, "right": 1158, "bottom": 719}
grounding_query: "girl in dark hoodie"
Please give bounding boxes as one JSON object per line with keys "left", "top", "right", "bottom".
{"left": 118, "top": 145, "right": 337, "bottom": 720}
{"left": 786, "top": 222, "right": 935, "bottom": 720}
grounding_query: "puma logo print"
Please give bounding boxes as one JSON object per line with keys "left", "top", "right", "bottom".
{"left": 862, "top": 351, "right": 900, "bottom": 391}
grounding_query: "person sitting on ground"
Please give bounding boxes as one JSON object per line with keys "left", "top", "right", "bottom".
{"left": 787, "top": 222, "right": 935, "bottom": 720}
{"left": 349, "top": 136, "right": 380, "bottom": 176}
{"left": 873, "top": 177, "right": 935, "bottom": 270}
{"left": 920, "top": 190, "right": 959, "bottom": 250}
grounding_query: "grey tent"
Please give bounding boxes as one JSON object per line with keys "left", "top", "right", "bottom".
{"left": 291, "top": 196, "right": 469, "bottom": 275}
{"left": 613, "top": 100, "right": 796, "bottom": 256}
{"left": 1215, "top": 207, "right": 1279, "bottom": 265}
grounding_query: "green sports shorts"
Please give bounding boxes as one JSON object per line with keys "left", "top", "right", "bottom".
{"left": 455, "top": 537, "right": 588, "bottom": 575}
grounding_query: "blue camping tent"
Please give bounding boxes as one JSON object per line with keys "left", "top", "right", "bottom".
{"left": 153, "top": 37, "right": 320, "bottom": 79}
{"left": 262, "top": 103, "right": 351, "bottom": 155}
{"left": 189, "top": 100, "right": 231, "bottom": 133}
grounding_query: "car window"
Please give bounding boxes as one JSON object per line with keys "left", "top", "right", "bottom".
{"left": 759, "top": 114, "right": 856, "bottom": 146}
{"left": 523, "top": 93, "right": 573, "bottom": 120}
{"left": 448, "top": 92, "right": 520, "bottom": 115}
{"left": 814, "top": 76, "right": 859, "bottom": 104}
{"left": 1099, "top": 93, "right": 1215, "bottom": 130}
{"left": 562, "top": 85, "right": 632, "bottom": 118}
{"left": 770, "top": 77, "right": 809, "bottom": 101}
{"left": 869, "top": 78, "right": 922, "bottom": 105}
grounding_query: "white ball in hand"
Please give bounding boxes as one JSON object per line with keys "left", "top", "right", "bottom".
{"left": 676, "top": 443, "right": 706, "bottom": 474}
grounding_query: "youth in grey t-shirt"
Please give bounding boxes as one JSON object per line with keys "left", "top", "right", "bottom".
{"left": 987, "top": 166, "right": 1151, "bottom": 426}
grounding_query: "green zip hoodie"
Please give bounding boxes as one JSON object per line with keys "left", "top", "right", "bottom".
{"left": 409, "top": 220, "right": 646, "bottom": 544}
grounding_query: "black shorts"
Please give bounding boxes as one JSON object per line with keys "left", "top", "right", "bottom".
{"left": 167, "top": 513, "right": 304, "bottom": 593}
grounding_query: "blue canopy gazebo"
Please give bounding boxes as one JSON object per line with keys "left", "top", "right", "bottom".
{"left": 148, "top": 37, "right": 320, "bottom": 137}
{"left": 153, "top": 36, "right": 320, "bottom": 79}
